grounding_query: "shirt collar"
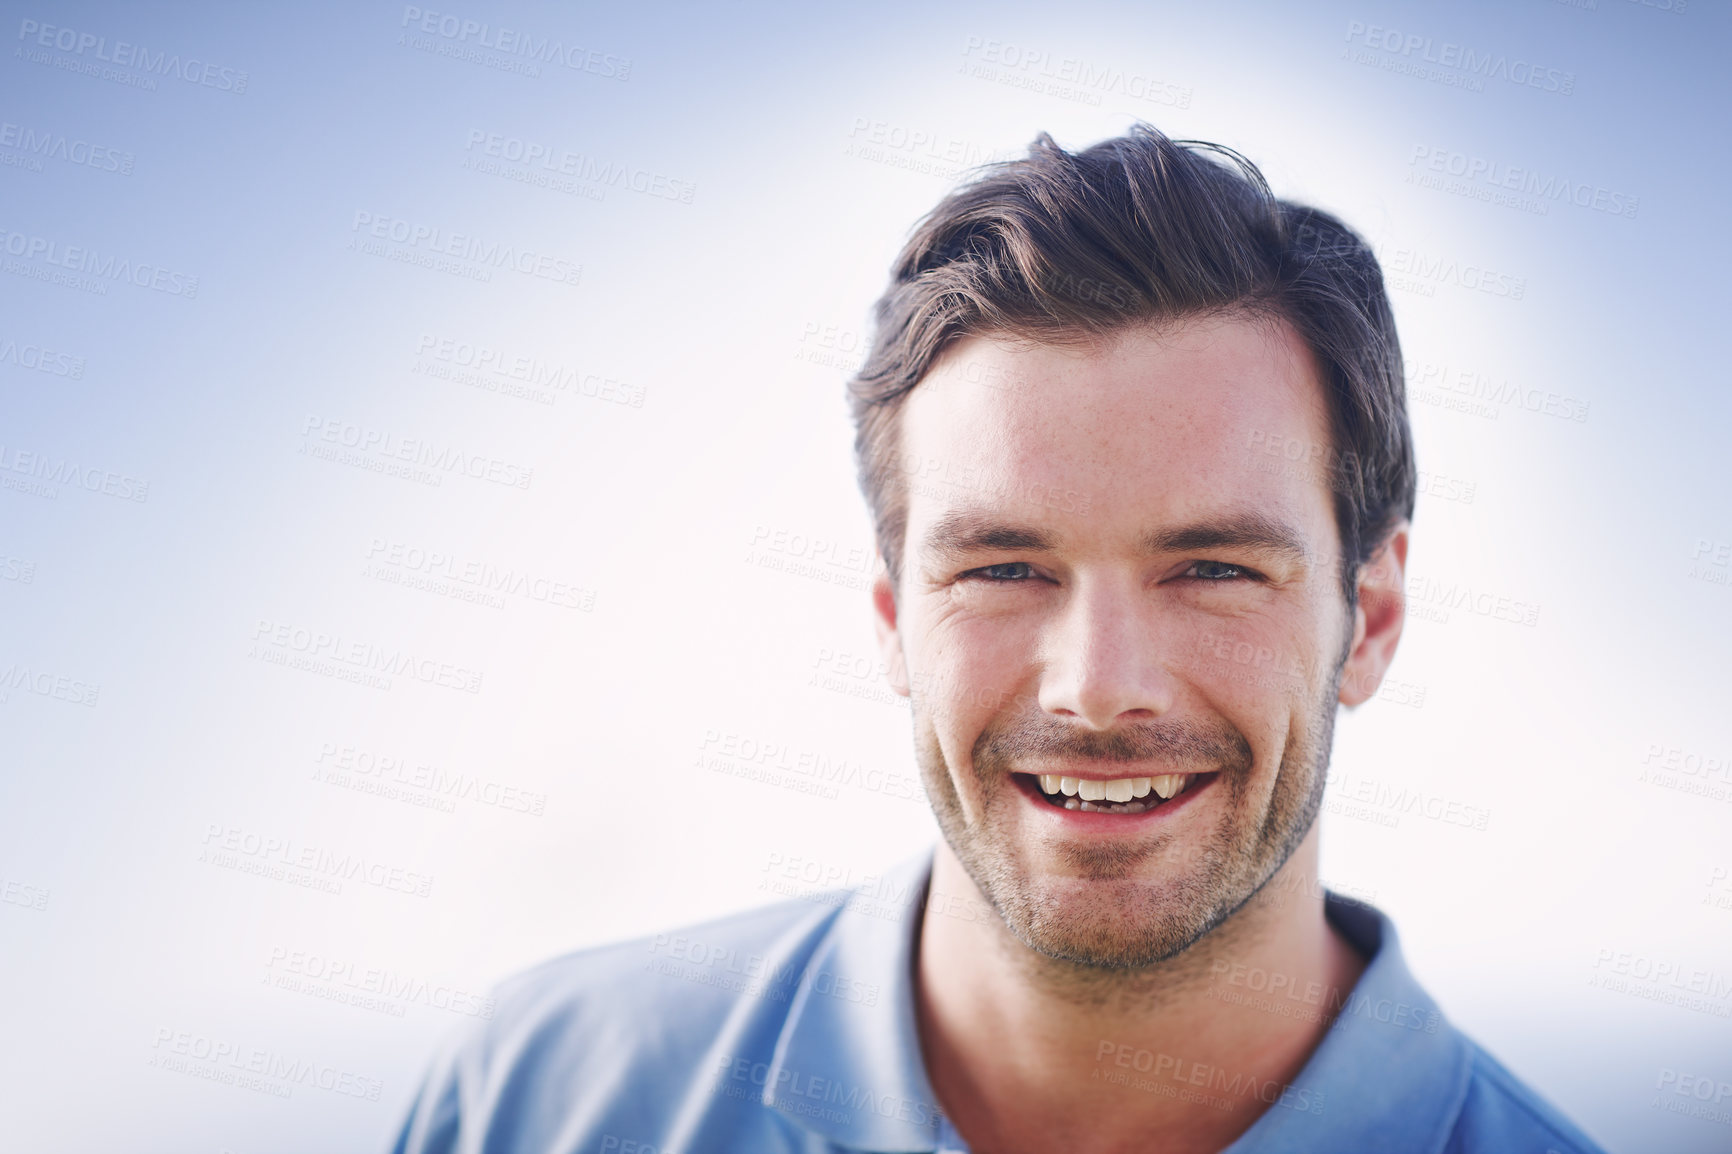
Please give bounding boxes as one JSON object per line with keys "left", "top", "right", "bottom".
{"left": 764, "top": 850, "right": 947, "bottom": 1152}
{"left": 1221, "top": 893, "right": 1472, "bottom": 1153}
{"left": 767, "top": 851, "right": 1471, "bottom": 1153}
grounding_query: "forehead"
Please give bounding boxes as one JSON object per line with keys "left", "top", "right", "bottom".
{"left": 897, "top": 315, "right": 1337, "bottom": 551}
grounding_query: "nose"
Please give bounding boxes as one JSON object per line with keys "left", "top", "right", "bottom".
{"left": 1036, "top": 573, "right": 1177, "bottom": 729}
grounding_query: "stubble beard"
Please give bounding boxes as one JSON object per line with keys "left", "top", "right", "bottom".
{"left": 912, "top": 674, "right": 1340, "bottom": 974}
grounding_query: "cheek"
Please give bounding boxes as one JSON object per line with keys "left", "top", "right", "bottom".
{"left": 1177, "top": 615, "right": 1337, "bottom": 783}
{"left": 1179, "top": 601, "right": 1336, "bottom": 701}
{"left": 912, "top": 598, "right": 1031, "bottom": 672}
{"left": 1184, "top": 631, "right": 1292, "bottom": 701}
{"left": 909, "top": 612, "right": 1037, "bottom": 757}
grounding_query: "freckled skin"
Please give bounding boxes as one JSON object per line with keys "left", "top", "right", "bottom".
{"left": 872, "top": 315, "right": 1409, "bottom": 1153}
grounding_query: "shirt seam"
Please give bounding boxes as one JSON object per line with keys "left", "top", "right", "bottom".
{"left": 1443, "top": 1048, "right": 1597, "bottom": 1153}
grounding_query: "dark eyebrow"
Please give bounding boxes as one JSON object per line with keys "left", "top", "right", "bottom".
{"left": 1141, "top": 513, "right": 1311, "bottom": 563}
{"left": 919, "top": 508, "right": 1311, "bottom": 564}
{"left": 920, "top": 510, "right": 1058, "bottom": 560}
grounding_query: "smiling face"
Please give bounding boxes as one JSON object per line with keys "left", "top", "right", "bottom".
{"left": 875, "top": 314, "right": 1369, "bottom": 969}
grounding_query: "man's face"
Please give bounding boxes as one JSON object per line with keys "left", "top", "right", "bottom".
{"left": 874, "top": 314, "right": 1372, "bottom": 969}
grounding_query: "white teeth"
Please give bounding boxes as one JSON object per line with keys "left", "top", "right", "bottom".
{"left": 1034, "top": 772, "right": 1200, "bottom": 809}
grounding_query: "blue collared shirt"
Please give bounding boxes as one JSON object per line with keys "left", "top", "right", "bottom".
{"left": 390, "top": 849, "right": 1607, "bottom": 1153}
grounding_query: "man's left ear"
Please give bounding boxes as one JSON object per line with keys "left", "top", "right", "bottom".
{"left": 871, "top": 562, "right": 911, "bottom": 698}
{"left": 1338, "top": 523, "right": 1409, "bottom": 707}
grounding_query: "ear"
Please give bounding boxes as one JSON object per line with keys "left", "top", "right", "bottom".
{"left": 871, "top": 562, "right": 911, "bottom": 697}
{"left": 1338, "top": 523, "right": 1409, "bottom": 707}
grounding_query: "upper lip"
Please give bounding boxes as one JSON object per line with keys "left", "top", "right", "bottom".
{"left": 1014, "top": 767, "right": 1217, "bottom": 782}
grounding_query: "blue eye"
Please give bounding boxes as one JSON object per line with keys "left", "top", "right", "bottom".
{"left": 970, "top": 562, "right": 1035, "bottom": 582}
{"left": 1188, "top": 561, "right": 1246, "bottom": 581}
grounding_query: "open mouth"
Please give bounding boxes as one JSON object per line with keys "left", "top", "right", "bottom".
{"left": 1015, "top": 771, "right": 1215, "bottom": 816}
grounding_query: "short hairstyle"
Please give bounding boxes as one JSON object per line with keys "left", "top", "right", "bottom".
{"left": 846, "top": 124, "right": 1416, "bottom": 604}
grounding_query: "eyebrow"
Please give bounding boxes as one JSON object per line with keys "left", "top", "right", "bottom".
{"left": 919, "top": 508, "right": 1312, "bottom": 565}
{"left": 1141, "top": 513, "right": 1311, "bottom": 563}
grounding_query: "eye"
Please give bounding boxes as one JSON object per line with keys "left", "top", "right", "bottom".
{"left": 1185, "top": 560, "right": 1251, "bottom": 581}
{"left": 964, "top": 562, "right": 1037, "bottom": 583}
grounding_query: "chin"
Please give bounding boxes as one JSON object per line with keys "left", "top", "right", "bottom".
{"left": 995, "top": 867, "right": 1231, "bottom": 970}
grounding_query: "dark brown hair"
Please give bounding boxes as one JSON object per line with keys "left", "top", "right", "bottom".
{"left": 846, "top": 124, "right": 1416, "bottom": 603}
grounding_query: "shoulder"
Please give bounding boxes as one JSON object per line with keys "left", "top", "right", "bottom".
{"left": 1445, "top": 1041, "right": 1609, "bottom": 1154}
{"left": 391, "top": 891, "right": 851, "bottom": 1154}
{"left": 484, "top": 889, "right": 847, "bottom": 1063}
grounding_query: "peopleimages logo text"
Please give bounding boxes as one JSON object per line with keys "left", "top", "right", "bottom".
{"left": 1344, "top": 21, "right": 1573, "bottom": 94}
{"left": 0, "top": 122, "right": 133, "bottom": 174}
{"left": 16, "top": 19, "right": 249, "bottom": 91}
{"left": 1409, "top": 146, "right": 1638, "bottom": 219}
{"left": 399, "top": 7, "right": 630, "bottom": 79}
{"left": 0, "top": 228, "right": 198, "bottom": 297}
{"left": 351, "top": 212, "right": 581, "bottom": 287}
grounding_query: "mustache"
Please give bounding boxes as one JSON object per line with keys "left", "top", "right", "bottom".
{"left": 973, "top": 714, "right": 1254, "bottom": 776}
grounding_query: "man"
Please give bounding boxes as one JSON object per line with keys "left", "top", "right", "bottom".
{"left": 391, "top": 125, "right": 1606, "bottom": 1153}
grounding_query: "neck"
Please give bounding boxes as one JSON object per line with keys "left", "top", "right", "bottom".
{"left": 914, "top": 827, "right": 1364, "bottom": 1154}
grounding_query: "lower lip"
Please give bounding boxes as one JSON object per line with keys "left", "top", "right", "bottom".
{"left": 1010, "top": 772, "right": 1217, "bottom": 829}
